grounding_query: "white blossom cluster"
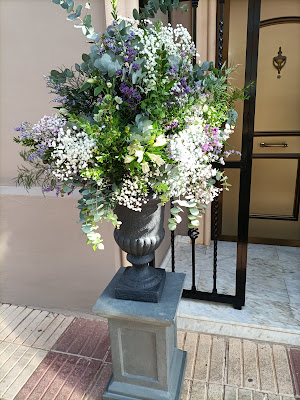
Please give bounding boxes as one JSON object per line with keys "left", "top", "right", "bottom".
{"left": 51, "top": 127, "right": 96, "bottom": 181}
{"left": 164, "top": 118, "right": 224, "bottom": 202}
{"left": 115, "top": 176, "right": 148, "bottom": 211}
{"left": 132, "top": 22, "right": 195, "bottom": 92}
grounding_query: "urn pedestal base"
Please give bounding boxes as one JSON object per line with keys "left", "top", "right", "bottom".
{"left": 93, "top": 267, "right": 186, "bottom": 400}
{"left": 115, "top": 266, "right": 166, "bottom": 303}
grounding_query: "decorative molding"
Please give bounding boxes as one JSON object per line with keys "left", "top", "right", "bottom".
{"left": 254, "top": 131, "right": 300, "bottom": 137}
{"left": 252, "top": 153, "right": 300, "bottom": 159}
{"left": 250, "top": 159, "right": 300, "bottom": 221}
{"left": 0, "top": 186, "right": 80, "bottom": 197}
{"left": 260, "top": 16, "right": 300, "bottom": 28}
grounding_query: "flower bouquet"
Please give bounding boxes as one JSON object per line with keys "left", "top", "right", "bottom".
{"left": 14, "top": 0, "right": 243, "bottom": 251}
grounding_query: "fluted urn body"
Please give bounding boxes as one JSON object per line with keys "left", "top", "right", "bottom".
{"left": 113, "top": 196, "right": 166, "bottom": 302}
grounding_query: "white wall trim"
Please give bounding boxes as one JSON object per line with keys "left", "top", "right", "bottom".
{"left": 0, "top": 185, "right": 80, "bottom": 197}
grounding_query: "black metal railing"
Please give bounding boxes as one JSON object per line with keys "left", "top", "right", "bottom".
{"left": 168, "top": 0, "right": 262, "bottom": 309}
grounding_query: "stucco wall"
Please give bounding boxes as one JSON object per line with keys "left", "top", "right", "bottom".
{"left": 0, "top": 0, "right": 170, "bottom": 314}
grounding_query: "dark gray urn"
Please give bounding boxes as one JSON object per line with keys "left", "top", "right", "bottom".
{"left": 113, "top": 196, "right": 166, "bottom": 303}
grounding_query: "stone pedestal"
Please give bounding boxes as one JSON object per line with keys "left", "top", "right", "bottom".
{"left": 93, "top": 268, "right": 186, "bottom": 400}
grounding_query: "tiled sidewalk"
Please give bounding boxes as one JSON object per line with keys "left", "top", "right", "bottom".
{"left": 0, "top": 304, "right": 299, "bottom": 400}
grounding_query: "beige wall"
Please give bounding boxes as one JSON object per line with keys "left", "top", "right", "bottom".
{"left": 0, "top": 0, "right": 169, "bottom": 314}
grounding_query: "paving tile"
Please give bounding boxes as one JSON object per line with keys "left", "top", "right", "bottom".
{"left": 272, "top": 345, "right": 294, "bottom": 396}
{"left": 289, "top": 347, "right": 300, "bottom": 398}
{"left": 184, "top": 332, "right": 199, "bottom": 379}
{"left": 207, "top": 383, "right": 223, "bottom": 399}
{"left": 83, "top": 363, "right": 113, "bottom": 400}
{"left": 224, "top": 385, "right": 238, "bottom": 400}
{"left": 0, "top": 306, "right": 18, "bottom": 325}
{"left": 0, "top": 346, "right": 46, "bottom": 400}
{"left": 0, "top": 308, "right": 32, "bottom": 341}
{"left": 227, "top": 338, "right": 242, "bottom": 387}
{"left": 34, "top": 314, "right": 74, "bottom": 350}
{"left": 190, "top": 381, "right": 206, "bottom": 400}
{"left": 53, "top": 358, "right": 98, "bottom": 400}
{"left": 52, "top": 317, "right": 110, "bottom": 360}
{"left": 5, "top": 309, "right": 44, "bottom": 343}
{"left": 243, "top": 340, "right": 259, "bottom": 390}
{"left": 0, "top": 305, "right": 11, "bottom": 317}
{"left": 0, "top": 307, "right": 25, "bottom": 333}
{"left": 208, "top": 336, "right": 226, "bottom": 384}
{"left": 68, "top": 359, "right": 103, "bottom": 400}
{"left": 178, "top": 331, "right": 186, "bottom": 350}
{"left": 257, "top": 343, "right": 277, "bottom": 393}
{"left": 14, "top": 351, "right": 102, "bottom": 400}
{"left": 237, "top": 388, "right": 252, "bottom": 400}
{"left": 14, "top": 351, "right": 62, "bottom": 400}
{"left": 264, "top": 394, "right": 281, "bottom": 400}
{"left": 12, "top": 311, "right": 55, "bottom": 346}
{"left": 194, "top": 334, "right": 211, "bottom": 381}
{"left": 251, "top": 392, "right": 266, "bottom": 400}
{"left": 180, "top": 379, "right": 192, "bottom": 400}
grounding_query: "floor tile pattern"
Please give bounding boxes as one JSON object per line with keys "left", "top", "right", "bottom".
{"left": 0, "top": 305, "right": 298, "bottom": 400}
{"left": 164, "top": 240, "right": 300, "bottom": 335}
{"left": 12, "top": 314, "right": 111, "bottom": 400}
{"left": 178, "top": 331, "right": 296, "bottom": 400}
{"left": 289, "top": 348, "right": 300, "bottom": 399}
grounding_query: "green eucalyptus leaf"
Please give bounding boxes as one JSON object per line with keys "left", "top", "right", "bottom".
{"left": 81, "top": 224, "right": 93, "bottom": 233}
{"left": 67, "top": 2, "right": 74, "bottom": 13}
{"left": 190, "top": 219, "right": 200, "bottom": 227}
{"left": 132, "top": 8, "right": 140, "bottom": 20}
{"left": 75, "top": 4, "right": 83, "bottom": 16}
{"left": 107, "top": 62, "right": 117, "bottom": 77}
{"left": 83, "top": 14, "right": 92, "bottom": 27}
{"left": 189, "top": 207, "right": 199, "bottom": 216}
{"left": 87, "top": 32, "right": 100, "bottom": 42}
{"left": 82, "top": 53, "right": 90, "bottom": 62}
{"left": 170, "top": 206, "right": 182, "bottom": 214}
{"left": 168, "top": 223, "right": 176, "bottom": 231}
{"left": 201, "top": 61, "right": 210, "bottom": 71}
{"left": 52, "top": 0, "right": 60, "bottom": 4}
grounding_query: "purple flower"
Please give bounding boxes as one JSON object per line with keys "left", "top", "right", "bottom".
{"left": 132, "top": 63, "right": 140, "bottom": 71}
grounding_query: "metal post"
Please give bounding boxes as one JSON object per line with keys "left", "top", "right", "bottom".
{"left": 236, "top": 0, "right": 261, "bottom": 307}
{"left": 192, "top": 0, "right": 199, "bottom": 65}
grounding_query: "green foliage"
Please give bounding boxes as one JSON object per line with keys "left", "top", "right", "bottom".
{"left": 51, "top": 0, "right": 101, "bottom": 43}
{"left": 14, "top": 150, "right": 57, "bottom": 192}
{"left": 133, "top": 0, "right": 187, "bottom": 23}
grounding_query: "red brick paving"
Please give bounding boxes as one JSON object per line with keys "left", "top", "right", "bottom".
{"left": 15, "top": 352, "right": 104, "bottom": 400}
{"left": 14, "top": 317, "right": 112, "bottom": 400}
{"left": 289, "top": 347, "right": 300, "bottom": 399}
{"left": 52, "top": 318, "right": 110, "bottom": 360}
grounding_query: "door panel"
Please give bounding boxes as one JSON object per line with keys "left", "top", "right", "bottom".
{"left": 249, "top": 21, "right": 300, "bottom": 243}
{"left": 249, "top": 159, "right": 298, "bottom": 217}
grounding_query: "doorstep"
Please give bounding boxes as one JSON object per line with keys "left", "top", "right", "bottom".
{"left": 161, "top": 237, "right": 300, "bottom": 347}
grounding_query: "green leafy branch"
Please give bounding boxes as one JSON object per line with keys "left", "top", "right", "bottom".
{"left": 51, "top": 0, "right": 101, "bottom": 44}
{"left": 134, "top": 0, "right": 187, "bottom": 22}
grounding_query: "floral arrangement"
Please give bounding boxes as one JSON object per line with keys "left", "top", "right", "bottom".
{"left": 14, "top": 0, "right": 244, "bottom": 250}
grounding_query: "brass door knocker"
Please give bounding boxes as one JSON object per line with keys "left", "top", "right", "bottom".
{"left": 273, "top": 47, "right": 287, "bottom": 79}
